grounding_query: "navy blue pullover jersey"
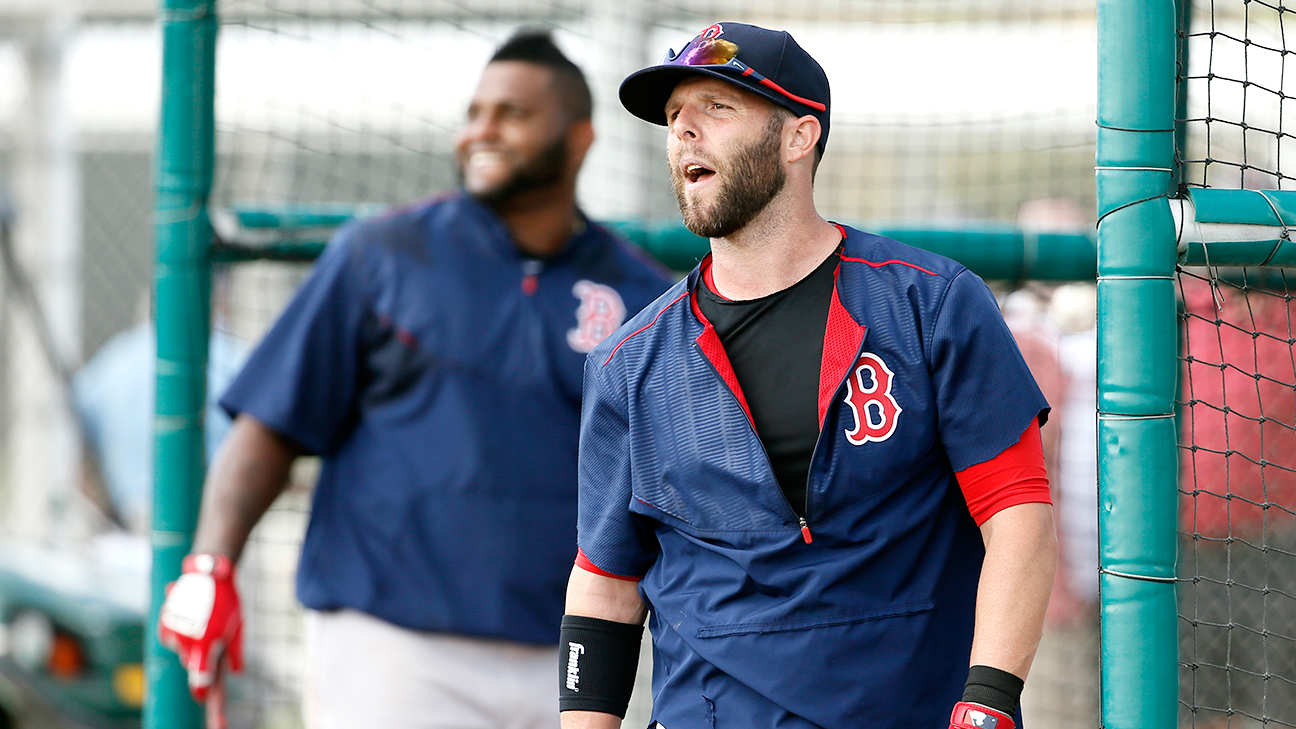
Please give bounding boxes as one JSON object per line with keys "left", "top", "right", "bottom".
{"left": 220, "top": 191, "right": 672, "bottom": 643}
{"left": 578, "top": 226, "right": 1048, "bottom": 727}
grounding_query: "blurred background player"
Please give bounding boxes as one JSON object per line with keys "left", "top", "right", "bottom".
{"left": 561, "top": 21, "right": 1055, "bottom": 729}
{"left": 157, "top": 29, "right": 671, "bottom": 729}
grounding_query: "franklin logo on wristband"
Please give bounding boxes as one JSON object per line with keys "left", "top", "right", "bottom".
{"left": 558, "top": 614, "right": 643, "bottom": 717}
{"left": 565, "top": 641, "right": 585, "bottom": 692}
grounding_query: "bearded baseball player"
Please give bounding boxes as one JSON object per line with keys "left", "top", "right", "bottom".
{"left": 559, "top": 22, "right": 1057, "bottom": 729}
{"left": 156, "top": 30, "right": 671, "bottom": 729}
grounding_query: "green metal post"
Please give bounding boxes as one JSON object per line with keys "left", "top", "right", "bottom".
{"left": 1172, "top": 0, "right": 1193, "bottom": 195}
{"left": 147, "top": 1, "right": 216, "bottom": 728}
{"left": 1096, "top": 1, "right": 1180, "bottom": 727}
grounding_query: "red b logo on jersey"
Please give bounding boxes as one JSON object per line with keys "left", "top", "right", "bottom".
{"left": 568, "top": 281, "right": 626, "bottom": 353}
{"left": 843, "top": 352, "right": 902, "bottom": 445}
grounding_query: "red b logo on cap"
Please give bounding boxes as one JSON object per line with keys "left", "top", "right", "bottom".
{"left": 699, "top": 24, "right": 723, "bottom": 40}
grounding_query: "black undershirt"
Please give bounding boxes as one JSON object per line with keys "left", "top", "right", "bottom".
{"left": 696, "top": 247, "right": 840, "bottom": 517}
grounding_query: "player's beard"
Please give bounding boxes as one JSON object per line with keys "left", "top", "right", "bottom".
{"left": 671, "top": 114, "right": 787, "bottom": 239}
{"left": 459, "top": 134, "right": 568, "bottom": 207}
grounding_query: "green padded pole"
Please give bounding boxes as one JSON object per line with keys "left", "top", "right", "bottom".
{"left": 1096, "top": 1, "right": 1180, "bottom": 727}
{"left": 1172, "top": 0, "right": 1192, "bottom": 195}
{"left": 148, "top": 1, "right": 216, "bottom": 727}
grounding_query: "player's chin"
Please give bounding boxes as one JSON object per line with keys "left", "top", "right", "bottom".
{"left": 680, "top": 203, "right": 726, "bottom": 237}
{"left": 681, "top": 188, "right": 721, "bottom": 217}
{"left": 672, "top": 177, "right": 723, "bottom": 225}
{"left": 463, "top": 174, "right": 514, "bottom": 201}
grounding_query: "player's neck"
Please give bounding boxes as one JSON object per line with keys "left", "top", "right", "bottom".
{"left": 707, "top": 195, "right": 840, "bottom": 301}
{"left": 492, "top": 181, "right": 582, "bottom": 258}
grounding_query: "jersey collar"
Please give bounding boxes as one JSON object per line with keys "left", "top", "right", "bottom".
{"left": 452, "top": 189, "right": 595, "bottom": 264}
{"left": 683, "top": 233, "right": 868, "bottom": 430}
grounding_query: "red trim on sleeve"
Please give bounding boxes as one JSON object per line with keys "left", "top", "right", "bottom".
{"left": 955, "top": 420, "right": 1051, "bottom": 526}
{"left": 574, "top": 548, "right": 642, "bottom": 582}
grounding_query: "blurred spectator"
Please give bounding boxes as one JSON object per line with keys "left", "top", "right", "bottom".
{"left": 1180, "top": 274, "right": 1296, "bottom": 537}
{"left": 1049, "top": 283, "right": 1099, "bottom": 612}
{"left": 1012, "top": 198, "right": 1100, "bottom": 729}
{"left": 1003, "top": 289, "right": 1065, "bottom": 476}
{"left": 73, "top": 303, "right": 248, "bottom": 533}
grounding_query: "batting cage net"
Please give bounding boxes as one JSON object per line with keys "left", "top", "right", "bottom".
{"left": 0, "top": 1, "right": 1098, "bottom": 728}
{"left": 1177, "top": 1, "right": 1296, "bottom": 726}
{"left": 204, "top": 3, "right": 1099, "bottom": 728}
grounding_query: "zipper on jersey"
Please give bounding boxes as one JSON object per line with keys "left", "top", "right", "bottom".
{"left": 691, "top": 340, "right": 811, "bottom": 544}
{"left": 521, "top": 259, "right": 543, "bottom": 295}
{"left": 802, "top": 327, "right": 870, "bottom": 543}
{"left": 801, "top": 419, "right": 831, "bottom": 546}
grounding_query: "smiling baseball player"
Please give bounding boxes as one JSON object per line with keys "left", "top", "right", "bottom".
{"left": 559, "top": 22, "right": 1057, "bottom": 729}
{"left": 157, "top": 30, "right": 671, "bottom": 729}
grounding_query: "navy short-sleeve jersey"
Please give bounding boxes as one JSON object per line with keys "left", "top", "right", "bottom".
{"left": 220, "top": 191, "right": 672, "bottom": 643}
{"left": 577, "top": 226, "right": 1048, "bottom": 727}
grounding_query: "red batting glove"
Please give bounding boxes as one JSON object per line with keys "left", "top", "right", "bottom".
{"left": 158, "top": 553, "right": 244, "bottom": 703}
{"left": 950, "top": 701, "right": 1016, "bottom": 729}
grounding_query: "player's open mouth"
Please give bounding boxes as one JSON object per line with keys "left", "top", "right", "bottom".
{"left": 685, "top": 163, "right": 715, "bottom": 184}
{"left": 467, "top": 150, "right": 508, "bottom": 170}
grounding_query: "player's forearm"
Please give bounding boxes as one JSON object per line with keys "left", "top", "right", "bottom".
{"left": 192, "top": 414, "right": 300, "bottom": 563}
{"left": 969, "top": 502, "right": 1057, "bottom": 679}
{"left": 560, "top": 566, "right": 647, "bottom": 729}
{"left": 564, "top": 564, "right": 649, "bottom": 625}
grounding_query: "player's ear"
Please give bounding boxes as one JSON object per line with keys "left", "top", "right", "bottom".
{"left": 567, "top": 118, "right": 595, "bottom": 171}
{"left": 785, "top": 114, "right": 820, "bottom": 166}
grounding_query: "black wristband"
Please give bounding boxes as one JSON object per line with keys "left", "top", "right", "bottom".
{"left": 961, "top": 664, "right": 1025, "bottom": 716}
{"left": 558, "top": 615, "right": 643, "bottom": 717}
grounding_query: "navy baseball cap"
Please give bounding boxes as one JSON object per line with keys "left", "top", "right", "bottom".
{"left": 620, "top": 22, "right": 831, "bottom": 154}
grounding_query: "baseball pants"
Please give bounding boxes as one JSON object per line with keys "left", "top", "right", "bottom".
{"left": 302, "top": 608, "right": 559, "bottom": 729}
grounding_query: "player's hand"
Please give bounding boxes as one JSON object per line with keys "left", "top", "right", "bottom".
{"left": 158, "top": 553, "right": 244, "bottom": 704}
{"left": 949, "top": 700, "right": 1015, "bottom": 729}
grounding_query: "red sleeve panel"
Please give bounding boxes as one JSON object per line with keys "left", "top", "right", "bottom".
{"left": 955, "top": 420, "right": 1051, "bottom": 526}
{"left": 574, "top": 548, "right": 643, "bottom": 582}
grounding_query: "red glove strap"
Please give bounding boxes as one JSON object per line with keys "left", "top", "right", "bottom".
{"left": 158, "top": 552, "right": 244, "bottom": 704}
{"left": 950, "top": 701, "right": 1016, "bottom": 729}
{"left": 182, "top": 552, "right": 235, "bottom": 579}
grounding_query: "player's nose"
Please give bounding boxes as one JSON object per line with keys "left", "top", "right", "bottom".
{"left": 669, "top": 105, "right": 701, "bottom": 141}
{"left": 461, "top": 109, "right": 502, "bottom": 143}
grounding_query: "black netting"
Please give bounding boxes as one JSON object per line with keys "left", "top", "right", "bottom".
{"left": 1178, "top": 267, "right": 1296, "bottom": 728}
{"left": 1177, "top": 1, "right": 1296, "bottom": 725}
{"left": 1179, "top": 1, "right": 1296, "bottom": 191}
